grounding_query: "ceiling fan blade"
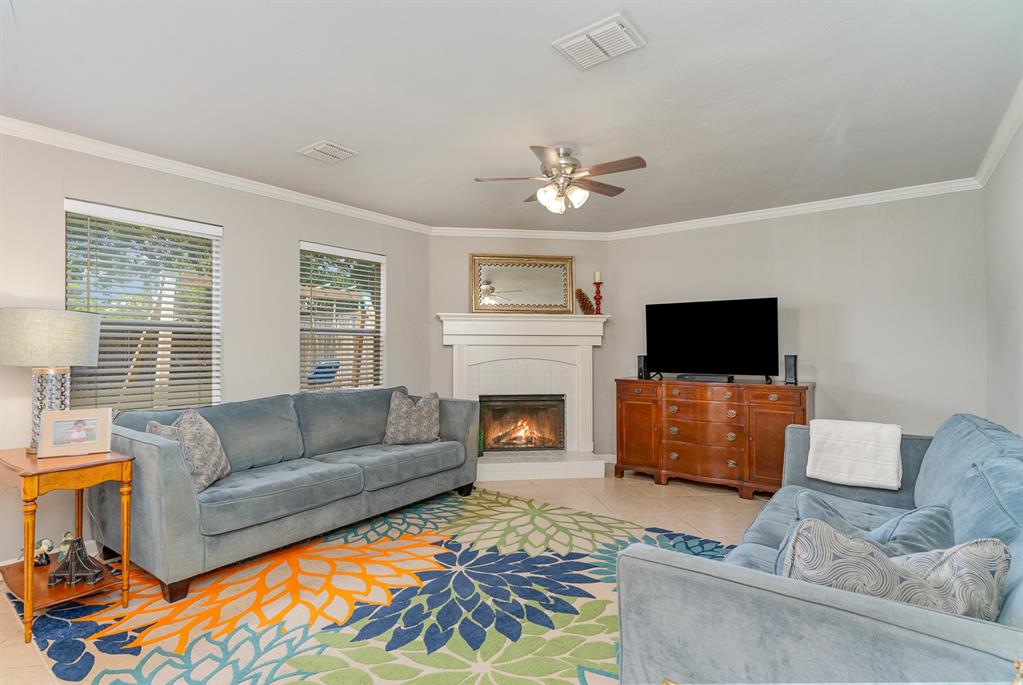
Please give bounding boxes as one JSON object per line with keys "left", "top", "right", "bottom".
{"left": 475, "top": 176, "right": 546, "bottom": 182}
{"left": 574, "top": 178, "right": 625, "bottom": 197}
{"left": 523, "top": 192, "right": 538, "bottom": 202}
{"left": 575, "top": 156, "right": 646, "bottom": 178}
{"left": 529, "top": 145, "right": 560, "bottom": 169}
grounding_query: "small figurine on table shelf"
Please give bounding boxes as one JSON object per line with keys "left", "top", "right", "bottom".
{"left": 48, "top": 534, "right": 104, "bottom": 587}
{"left": 55, "top": 531, "right": 75, "bottom": 562}
{"left": 575, "top": 288, "right": 595, "bottom": 315}
{"left": 33, "top": 538, "right": 55, "bottom": 566}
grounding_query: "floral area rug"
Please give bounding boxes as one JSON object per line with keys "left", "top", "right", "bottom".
{"left": 11, "top": 488, "right": 733, "bottom": 685}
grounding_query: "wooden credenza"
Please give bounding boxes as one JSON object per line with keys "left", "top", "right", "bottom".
{"left": 615, "top": 378, "right": 815, "bottom": 498}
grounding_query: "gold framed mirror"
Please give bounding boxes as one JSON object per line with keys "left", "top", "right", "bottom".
{"left": 469, "top": 254, "right": 574, "bottom": 313}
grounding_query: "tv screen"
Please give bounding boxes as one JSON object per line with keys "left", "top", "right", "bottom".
{"left": 645, "top": 297, "right": 779, "bottom": 376}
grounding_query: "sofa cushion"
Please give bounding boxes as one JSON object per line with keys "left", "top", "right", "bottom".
{"left": 293, "top": 386, "right": 408, "bottom": 457}
{"left": 116, "top": 395, "right": 305, "bottom": 471}
{"left": 949, "top": 458, "right": 1023, "bottom": 627}
{"left": 742, "top": 485, "right": 909, "bottom": 549}
{"left": 384, "top": 391, "right": 441, "bottom": 445}
{"left": 196, "top": 458, "right": 364, "bottom": 536}
{"left": 314, "top": 441, "right": 465, "bottom": 491}
{"left": 724, "top": 543, "right": 777, "bottom": 574}
{"left": 145, "top": 409, "right": 231, "bottom": 492}
{"left": 915, "top": 414, "right": 1023, "bottom": 507}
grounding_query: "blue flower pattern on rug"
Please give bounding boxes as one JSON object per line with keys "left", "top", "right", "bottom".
{"left": 330, "top": 538, "right": 599, "bottom": 654}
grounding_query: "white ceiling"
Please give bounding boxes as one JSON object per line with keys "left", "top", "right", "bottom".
{"left": 2, "top": 1, "right": 1020, "bottom": 232}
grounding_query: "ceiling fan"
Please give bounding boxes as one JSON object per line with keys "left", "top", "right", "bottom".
{"left": 474, "top": 145, "right": 647, "bottom": 214}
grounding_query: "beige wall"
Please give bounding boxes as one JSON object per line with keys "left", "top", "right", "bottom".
{"left": 428, "top": 190, "right": 990, "bottom": 455}
{"left": 984, "top": 128, "right": 1023, "bottom": 433}
{"left": 0, "top": 134, "right": 432, "bottom": 559}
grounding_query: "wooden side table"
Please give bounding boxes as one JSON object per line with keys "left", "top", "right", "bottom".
{"left": 0, "top": 448, "right": 133, "bottom": 643}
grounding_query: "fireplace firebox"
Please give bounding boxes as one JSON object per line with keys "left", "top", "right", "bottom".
{"left": 479, "top": 394, "right": 566, "bottom": 451}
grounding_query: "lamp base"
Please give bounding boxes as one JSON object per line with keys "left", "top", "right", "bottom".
{"left": 29, "top": 367, "right": 71, "bottom": 453}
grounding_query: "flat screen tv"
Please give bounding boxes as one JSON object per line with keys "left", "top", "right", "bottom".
{"left": 645, "top": 297, "right": 779, "bottom": 376}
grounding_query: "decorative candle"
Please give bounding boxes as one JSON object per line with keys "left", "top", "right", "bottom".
{"left": 594, "top": 271, "right": 601, "bottom": 282}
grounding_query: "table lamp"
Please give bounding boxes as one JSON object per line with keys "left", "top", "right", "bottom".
{"left": 0, "top": 308, "right": 101, "bottom": 452}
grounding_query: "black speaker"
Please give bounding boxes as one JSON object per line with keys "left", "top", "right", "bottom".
{"left": 637, "top": 355, "right": 649, "bottom": 380}
{"left": 784, "top": 355, "right": 798, "bottom": 385}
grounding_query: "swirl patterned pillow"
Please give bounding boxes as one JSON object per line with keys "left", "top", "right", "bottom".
{"left": 781, "top": 518, "right": 1011, "bottom": 621}
{"left": 146, "top": 409, "right": 231, "bottom": 493}
{"left": 383, "top": 391, "right": 441, "bottom": 445}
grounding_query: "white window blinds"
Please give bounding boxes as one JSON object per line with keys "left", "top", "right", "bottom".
{"left": 299, "top": 242, "right": 385, "bottom": 390}
{"left": 64, "top": 200, "right": 222, "bottom": 410}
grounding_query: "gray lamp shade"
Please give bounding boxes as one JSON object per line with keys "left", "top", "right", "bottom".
{"left": 0, "top": 308, "right": 101, "bottom": 367}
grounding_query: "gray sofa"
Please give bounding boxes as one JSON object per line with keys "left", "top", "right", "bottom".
{"left": 618, "top": 413, "right": 1023, "bottom": 684}
{"left": 87, "top": 386, "right": 478, "bottom": 601}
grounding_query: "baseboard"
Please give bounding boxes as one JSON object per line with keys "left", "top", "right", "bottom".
{"left": 0, "top": 539, "right": 99, "bottom": 567}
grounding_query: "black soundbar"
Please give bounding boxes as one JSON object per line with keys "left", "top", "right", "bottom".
{"left": 675, "top": 373, "right": 734, "bottom": 383}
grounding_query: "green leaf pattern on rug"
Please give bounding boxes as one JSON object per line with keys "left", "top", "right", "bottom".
{"left": 286, "top": 599, "right": 619, "bottom": 685}
{"left": 325, "top": 493, "right": 469, "bottom": 544}
{"left": 443, "top": 490, "right": 642, "bottom": 555}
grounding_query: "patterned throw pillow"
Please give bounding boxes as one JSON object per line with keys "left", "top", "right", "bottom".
{"left": 146, "top": 409, "right": 231, "bottom": 492}
{"left": 383, "top": 391, "right": 441, "bottom": 445}
{"left": 781, "top": 518, "right": 1010, "bottom": 621}
{"left": 773, "top": 491, "right": 954, "bottom": 573}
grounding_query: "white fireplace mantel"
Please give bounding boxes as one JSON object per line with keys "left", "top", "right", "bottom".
{"left": 438, "top": 313, "right": 609, "bottom": 454}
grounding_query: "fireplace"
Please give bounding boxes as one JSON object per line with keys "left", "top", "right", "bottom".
{"left": 479, "top": 394, "right": 566, "bottom": 451}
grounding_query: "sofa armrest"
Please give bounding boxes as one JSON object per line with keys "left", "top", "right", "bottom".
{"left": 618, "top": 543, "right": 1018, "bottom": 684}
{"left": 781, "top": 424, "right": 932, "bottom": 508}
{"left": 440, "top": 398, "right": 479, "bottom": 480}
{"left": 86, "top": 425, "right": 204, "bottom": 584}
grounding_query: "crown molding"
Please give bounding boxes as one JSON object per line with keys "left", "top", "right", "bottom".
{"left": 0, "top": 116, "right": 433, "bottom": 235}
{"left": 432, "top": 177, "right": 981, "bottom": 242}
{"left": 1, "top": 115, "right": 986, "bottom": 244}
{"left": 976, "top": 78, "right": 1023, "bottom": 187}
{"left": 430, "top": 226, "right": 611, "bottom": 241}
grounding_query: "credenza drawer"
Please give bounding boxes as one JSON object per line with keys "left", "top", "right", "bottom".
{"left": 664, "top": 400, "right": 745, "bottom": 425}
{"left": 617, "top": 381, "right": 660, "bottom": 399}
{"left": 664, "top": 419, "right": 745, "bottom": 447}
{"left": 748, "top": 388, "right": 801, "bottom": 406}
{"left": 664, "top": 383, "right": 743, "bottom": 402}
{"left": 662, "top": 442, "right": 746, "bottom": 480}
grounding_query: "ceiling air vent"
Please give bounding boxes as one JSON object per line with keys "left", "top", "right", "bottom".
{"left": 297, "top": 140, "right": 359, "bottom": 164}
{"left": 552, "top": 13, "right": 646, "bottom": 70}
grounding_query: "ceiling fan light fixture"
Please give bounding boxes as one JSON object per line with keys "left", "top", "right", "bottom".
{"left": 565, "top": 184, "right": 590, "bottom": 209}
{"left": 536, "top": 183, "right": 559, "bottom": 209}
{"left": 548, "top": 194, "right": 567, "bottom": 214}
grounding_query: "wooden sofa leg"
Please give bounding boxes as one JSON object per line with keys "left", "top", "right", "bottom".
{"left": 456, "top": 483, "right": 475, "bottom": 497}
{"left": 160, "top": 578, "right": 192, "bottom": 603}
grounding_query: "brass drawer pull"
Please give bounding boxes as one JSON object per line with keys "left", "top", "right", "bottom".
{"left": 669, "top": 405, "right": 678, "bottom": 414}
{"left": 725, "top": 432, "right": 737, "bottom": 442}
{"left": 768, "top": 393, "right": 779, "bottom": 401}
{"left": 634, "top": 387, "right": 643, "bottom": 394}
{"left": 669, "top": 426, "right": 679, "bottom": 436}
{"left": 726, "top": 459, "right": 737, "bottom": 468}
{"left": 723, "top": 391, "right": 733, "bottom": 399}
{"left": 725, "top": 409, "right": 737, "bottom": 418}
{"left": 669, "top": 451, "right": 679, "bottom": 460}
{"left": 671, "top": 388, "right": 680, "bottom": 397}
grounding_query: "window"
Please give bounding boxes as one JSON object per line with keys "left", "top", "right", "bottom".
{"left": 65, "top": 199, "right": 222, "bottom": 411}
{"left": 299, "top": 241, "right": 385, "bottom": 390}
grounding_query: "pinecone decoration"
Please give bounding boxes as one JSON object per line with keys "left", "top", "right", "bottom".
{"left": 575, "top": 288, "right": 595, "bottom": 315}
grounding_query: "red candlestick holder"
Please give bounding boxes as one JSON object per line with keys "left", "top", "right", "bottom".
{"left": 593, "top": 281, "right": 603, "bottom": 315}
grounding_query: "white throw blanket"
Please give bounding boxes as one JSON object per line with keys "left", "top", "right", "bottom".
{"left": 806, "top": 419, "right": 903, "bottom": 490}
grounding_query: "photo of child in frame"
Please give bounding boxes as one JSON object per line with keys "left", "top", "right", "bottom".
{"left": 53, "top": 418, "right": 99, "bottom": 446}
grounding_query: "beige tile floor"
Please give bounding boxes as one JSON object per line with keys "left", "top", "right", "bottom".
{"left": 0, "top": 471, "right": 764, "bottom": 683}
{"left": 479, "top": 469, "right": 768, "bottom": 545}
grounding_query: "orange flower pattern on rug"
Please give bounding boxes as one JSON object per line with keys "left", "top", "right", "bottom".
{"left": 81, "top": 532, "right": 448, "bottom": 653}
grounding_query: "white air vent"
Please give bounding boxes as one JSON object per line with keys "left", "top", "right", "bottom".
{"left": 552, "top": 13, "right": 646, "bottom": 70}
{"left": 297, "top": 140, "right": 359, "bottom": 164}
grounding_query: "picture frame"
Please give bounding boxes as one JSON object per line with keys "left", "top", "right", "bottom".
{"left": 38, "top": 408, "right": 112, "bottom": 458}
{"left": 469, "top": 254, "right": 575, "bottom": 313}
